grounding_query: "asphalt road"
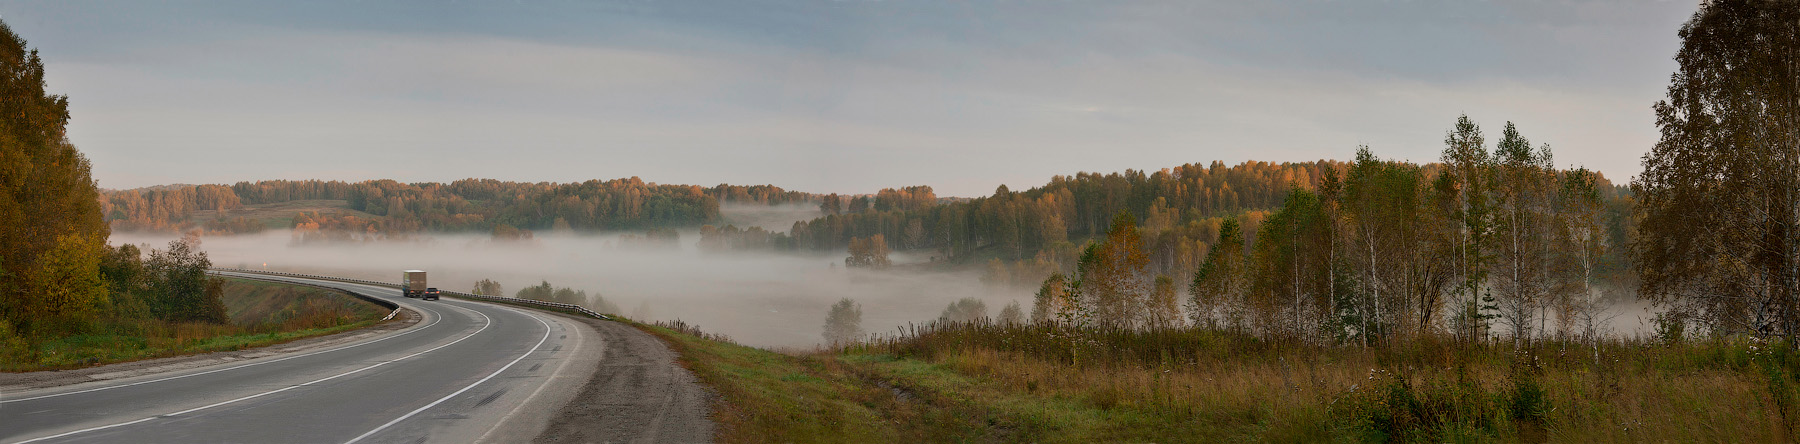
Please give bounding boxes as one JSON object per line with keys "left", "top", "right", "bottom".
{"left": 0, "top": 272, "right": 601, "bottom": 444}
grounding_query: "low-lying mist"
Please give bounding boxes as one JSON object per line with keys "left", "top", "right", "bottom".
{"left": 109, "top": 228, "right": 1029, "bottom": 349}
{"left": 107, "top": 203, "right": 1660, "bottom": 347}
{"left": 715, "top": 203, "right": 822, "bottom": 230}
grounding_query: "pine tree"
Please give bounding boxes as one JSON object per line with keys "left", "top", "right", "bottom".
{"left": 1190, "top": 219, "right": 1247, "bottom": 330}
{"left": 1031, "top": 273, "right": 1067, "bottom": 324}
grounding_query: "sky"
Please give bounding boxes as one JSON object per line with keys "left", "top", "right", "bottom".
{"left": 2, "top": 0, "right": 1700, "bottom": 197}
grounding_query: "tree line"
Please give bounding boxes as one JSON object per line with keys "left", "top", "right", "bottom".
{"left": 102, "top": 184, "right": 242, "bottom": 231}
{"left": 102, "top": 179, "right": 830, "bottom": 235}
{"left": 788, "top": 158, "right": 1629, "bottom": 287}
{"left": 818, "top": 185, "right": 939, "bottom": 215}
{"left": 1020, "top": 117, "right": 1629, "bottom": 345}
{"left": 471, "top": 279, "right": 622, "bottom": 315}
{"left": 511, "top": 280, "right": 622, "bottom": 315}
{"left": 787, "top": 160, "right": 1509, "bottom": 257}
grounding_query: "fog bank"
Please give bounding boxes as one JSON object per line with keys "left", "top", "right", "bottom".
{"left": 110, "top": 229, "right": 1027, "bottom": 349}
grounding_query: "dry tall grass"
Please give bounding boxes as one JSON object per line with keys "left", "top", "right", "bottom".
{"left": 840, "top": 321, "right": 1799, "bottom": 442}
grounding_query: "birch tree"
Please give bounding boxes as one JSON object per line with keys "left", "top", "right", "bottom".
{"left": 1086, "top": 212, "right": 1149, "bottom": 328}
{"left": 823, "top": 298, "right": 864, "bottom": 345}
{"left": 1556, "top": 168, "right": 1608, "bottom": 339}
{"left": 1145, "top": 275, "right": 1182, "bottom": 330}
{"left": 1340, "top": 147, "right": 1453, "bottom": 342}
{"left": 1491, "top": 123, "right": 1559, "bottom": 343}
{"left": 1440, "top": 115, "right": 1497, "bottom": 342}
{"left": 1634, "top": 0, "right": 1800, "bottom": 338}
{"left": 1248, "top": 187, "right": 1333, "bottom": 339}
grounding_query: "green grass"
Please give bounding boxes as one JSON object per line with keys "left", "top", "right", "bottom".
{"left": 638, "top": 320, "right": 896, "bottom": 443}
{"left": 835, "top": 351, "right": 1283, "bottom": 443}
{"left": 1, "top": 278, "right": 390, "bottom": 372}
{"left": 13, "top": 320, "right": 381, "bottom": 371}
{"left": 638, "top": 320, "right": 1013, "bottom": 443}
{"left": 220, "top": 278, "right": 388, "bottom": 329}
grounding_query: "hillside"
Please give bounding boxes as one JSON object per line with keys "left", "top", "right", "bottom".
{"left": 219, "top": 278, "right": 388, "bottom": 331}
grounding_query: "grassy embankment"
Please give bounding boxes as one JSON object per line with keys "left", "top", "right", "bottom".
{"left": 640, "top": 320, "right": 1003, "bottom": 442}
{"left": 645, "top": 320, "right": 1800, "bottom": 443}
{"left": 2, "top": 278, "right": 388, "bottom": 372}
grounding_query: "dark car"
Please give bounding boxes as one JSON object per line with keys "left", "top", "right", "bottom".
{"left": 422, "top": 287, "right": 440, "bottom": 301}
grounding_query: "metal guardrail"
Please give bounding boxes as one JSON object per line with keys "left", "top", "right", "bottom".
{"left": 209, "top": 268, "right": 613, "bottom": 321}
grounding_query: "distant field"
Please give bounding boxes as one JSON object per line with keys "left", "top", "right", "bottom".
{"left": 185, "top": 199, "right": 382, "bottom": 229}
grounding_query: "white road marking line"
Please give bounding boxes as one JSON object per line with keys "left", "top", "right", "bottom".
{"left": 2, "top": 287, "right": 441, "bottom": 405}
{"left": 475, "top": 309, "right": 583, "bottom": 444}
{"left": 8, "top": 309, "right": 494, "bottom": 444}
{"left": 344, "top": 306, "right": 553, "bottom": 444}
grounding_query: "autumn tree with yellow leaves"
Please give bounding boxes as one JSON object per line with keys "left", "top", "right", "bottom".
{"left": 0, "top": 19, "right": 109, "bottom": 336}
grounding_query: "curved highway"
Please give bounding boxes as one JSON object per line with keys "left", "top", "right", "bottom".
{"left": 0, "top": 272, "right": 600, "bottom": 444}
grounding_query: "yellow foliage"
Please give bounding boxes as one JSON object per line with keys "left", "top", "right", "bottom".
{"left": 25, "top": 233, "right": 107, "bottom": 320}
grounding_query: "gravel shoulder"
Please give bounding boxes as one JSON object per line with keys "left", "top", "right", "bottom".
{"left": 0, "top": 308, "right": 420, "bottom": 392}
{"left": 535, "top": 318, "right": 717, "bottom": 444}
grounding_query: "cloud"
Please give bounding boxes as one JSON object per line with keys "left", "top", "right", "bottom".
{"left": 17, "top": 0, "right": 1694, "bottom": 195}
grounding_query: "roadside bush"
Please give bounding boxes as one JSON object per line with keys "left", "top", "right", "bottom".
{"left": 1507, "top": 349, "right": 1548, "bottom": 425}
{"left": 1331, "top": 367, "right": 1504, "bottom": 442}
{"left": 0, "top": 322, "right": 34, "bottom": 366}
{"left": 1752, "top": 338, "right": 1800, "bottom": 439}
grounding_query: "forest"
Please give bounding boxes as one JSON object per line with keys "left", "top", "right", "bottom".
{"left": 101, "top": 179, "right": 825, "bottom": 235}
{"left": 1020, "top": 125, "right": 1624, "bottom": 345}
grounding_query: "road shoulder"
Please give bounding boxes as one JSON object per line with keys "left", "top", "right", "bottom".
{"left": 469, "top": 307, "right": 604, "bottom": 443}
{"left": 534, "top": 318, "right": 717, "bottom": 443}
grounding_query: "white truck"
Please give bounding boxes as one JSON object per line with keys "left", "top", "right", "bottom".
{"left": 402, "top": 270, "right": 436, "bottom": 300}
